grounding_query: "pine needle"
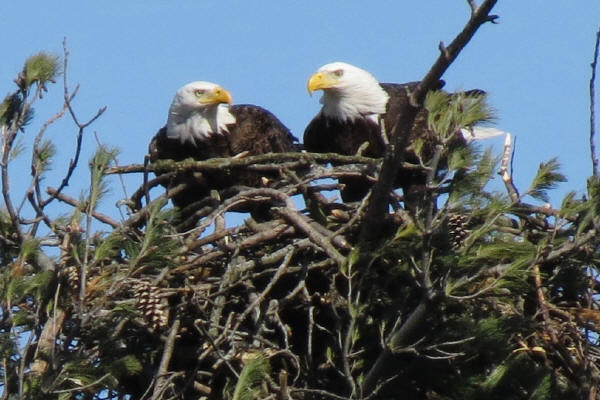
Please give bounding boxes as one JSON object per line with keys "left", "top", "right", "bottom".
{"left": 33, "top": 138, "right": 56, "bottom": 175}
{"left": 88, "top": 145, "right": 120, "bottom": 212}
{"left": 23, "top": 52, "right": 60, "bottom": 88}
{"left": 232, "top": 354, "right": 271, "bottom": 400}
{"left": 524, "top": 157, "right": 566, "bottom": 202}
{"left": 425, "top": 90, "right": 495, "bottom": 139}
{"left": 0, "top": 93, "right": 22, "bottom": 126}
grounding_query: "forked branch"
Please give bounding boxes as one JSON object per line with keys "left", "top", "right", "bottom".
{"left": 359, "top": 0, "right": 499, "bottom": 245}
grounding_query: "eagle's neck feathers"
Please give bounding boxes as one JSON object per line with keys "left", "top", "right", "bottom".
{"left": 167, "top": 104, "right": 236, "bottom": 145}
{"left": 320, "top": 80, "right": 389, "bottom": 124}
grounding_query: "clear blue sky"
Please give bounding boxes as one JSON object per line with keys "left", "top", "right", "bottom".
{"left": 2, "top": 1, "right": 600, "bottom": 225}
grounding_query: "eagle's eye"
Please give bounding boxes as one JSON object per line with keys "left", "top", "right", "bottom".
{"left": 333, "top": 69, "right": 344, "bottom": 78}
{"left": 194, "top": 89, "right": 206, "bottom": 97}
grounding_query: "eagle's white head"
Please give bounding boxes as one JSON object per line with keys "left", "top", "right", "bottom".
{"left": 307, "top": 62, "right": 389, "bottom": 123}
{"left": 166, "top": 81, "right": 236, "bottom": 145}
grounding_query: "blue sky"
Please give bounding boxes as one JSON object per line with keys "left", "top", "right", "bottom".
{"left": 2, "top": 1, "right": 600, "bottom": 226}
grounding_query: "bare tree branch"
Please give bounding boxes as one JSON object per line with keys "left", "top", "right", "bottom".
{"left": 152, "top": 319, "right": 180, "bottom": 399}
{"left": 358, "top": 1, "right": 500, "bottom": 393}
{"left": 30, "top": 309, "right": 66, "bottom": 377}
{"left": 43, "top": 39, "right": 106, "bottom": 208}
{"left": 107, "top": 152, "right": 379, "bottom": 175}
{"left": 45, "top": 186, "right": 120, "bottom": 228}
{"left": 499, "top": 133, "right": 520, "bottom": 202}
{"left": 362, "top": 298, "right": 431, "bottom": 394}
{"left": 590, "top": 26, "right": 600, "bottom": 177}
{"left": 359, "top": 0, "right": 498, "bottom": 246}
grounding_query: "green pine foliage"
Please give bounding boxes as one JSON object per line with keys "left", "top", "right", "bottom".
{"left": 1, "top": 47, "right": 600, "bottom": 400}
{"left": 447, "top": 147, "right": 499, "bottom": 205}
{"left": 525, "top": 157, "right": 567, "bottom": 202}
{"left": 109, "top": 355, "right": 143, "bottom": 379}
{"left": 22, "top": 52, "right": 60, "bottom": 88}
{"left": 88, "top": 145, "right": 120, "bottom": 212}
{"left": 426, "top": 90, "right": 494, "bottom": 140}
{"left": 33, "top": 138, "right": 57, "bottom": 176}
{"left": 9, "top": 137, "right": 26, "bottom": 163}
{"left": 0, "top": 93, "right": 22, "bottom": 127}
{"left": 231, "top": 355, "right": 271, "bottom": 400}
{"left": 124, "top": 203, "right": 179, "bottom": 273}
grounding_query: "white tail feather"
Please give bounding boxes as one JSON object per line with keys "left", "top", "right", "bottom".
{"left": 459, "top": 126, "right": 508, "bottom": 143}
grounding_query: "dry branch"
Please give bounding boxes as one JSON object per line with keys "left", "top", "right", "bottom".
{"left": 153, "top": 319, "right": 181, "bottom": 399}
{"left": 591, "top": 26, "right": 600, "bottom": 177}
{"left": 499, "top": 133, "right": 520, "bottom": 202}
{"left": 358, "top": 1, "right": 500, "bottom": 392}
{"left": 359, "top": 0, "right": 498, "bottom": 245}
{"left": 46, "top": 187, "right": 120, "bottom": 228}
{"left": 107, "top": 152, "right": 379, "bottom": 175}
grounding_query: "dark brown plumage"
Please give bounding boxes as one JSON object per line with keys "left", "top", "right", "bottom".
{"left": 305, "top": 81, "right": 446, "bottom": 204}
{"left": 304, "top": 81, "right": 445, "bottom": 158}
{"left": 149, "top": 82, "right": 296, "bottom": 226}
{"left": 304, "top": 62, "right": 485, "bottom": 209}
{"left": 150, "top": 104, "right": 296, "bottom": 169}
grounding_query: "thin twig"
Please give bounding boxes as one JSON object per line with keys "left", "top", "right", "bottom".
{"left": 152, "top": 319, "right": 180, "bottom": 399}
{"left": 1, "top": 96, "right": 27, "bottom": 239}
{"left": 44, "top": 39, "right": 106, "bottom": 208}
{"left": 46, "top": 187, "right": 120, "bottom": 228}
{"left": 275, "top": 206, "right": 345, "bottom": 266}
{"left": 590, "top": 26, "right": 600, "bottom": 177}
{"left": 1, "top": 358, "right": 8, "bottom": 400}
{"left": 52, "top": 373, "right": 112, "bottom": 394}
{"left": 231, "top": 251, "right": 294, "bottom": 333}
{"left": 289, "top": 388, "right": 349, "bottom": 400}
{"left": 362, "top": 297, "right": 432, "bottom": 394}
{"left": 499, "top": 133, "right": 519, "bottom": 202}
{"left": 27, "top": 97, "right": 72, "bottom": 236}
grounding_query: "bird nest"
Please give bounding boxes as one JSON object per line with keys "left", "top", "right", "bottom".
{"left": 80, "top": 151, "right": 409, "bottom": 399}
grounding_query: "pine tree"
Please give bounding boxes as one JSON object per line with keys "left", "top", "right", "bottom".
{"left": 1, "top": 3, "right": 600, "bottom": 400}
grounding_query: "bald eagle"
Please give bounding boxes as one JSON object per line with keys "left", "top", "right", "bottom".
{"left": 304, "top": 62, "right": 498, "bottom": 208}
{"left": 149, "top": 81, "right": 297, "bottom": 224}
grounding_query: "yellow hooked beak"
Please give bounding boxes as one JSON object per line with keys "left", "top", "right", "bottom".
{"left": 307, "top": 72, "right": 339, "bottom": 96}
{"left": 199, "top": 86, "right": 232, "bottom": 105}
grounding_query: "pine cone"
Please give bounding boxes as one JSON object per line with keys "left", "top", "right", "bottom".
{"left": 448, "top": 214, "right": 470, "bottom": 250}
{"left": 133, "top": 281, "right": 169, "bottom": 331}
{"left": 60, "top": 266, "right": 80, "bottom": 293}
